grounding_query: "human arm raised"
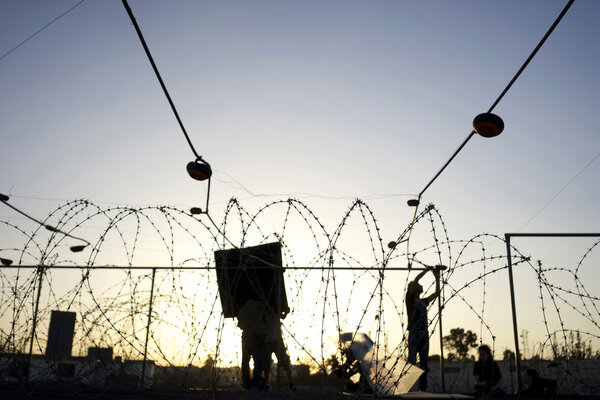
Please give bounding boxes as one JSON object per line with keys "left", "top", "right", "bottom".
{"left": 422, "top": 268, "right": 441, "bottom": 304}
{"left": 411, "top": 265, "right": 432, "bottom": 284}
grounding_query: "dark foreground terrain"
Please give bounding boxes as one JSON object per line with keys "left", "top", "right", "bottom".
{"left": 1, "top": 385, "right": 600, "bottom": 400}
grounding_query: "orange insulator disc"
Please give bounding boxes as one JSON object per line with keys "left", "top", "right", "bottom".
{"left": 187, "top": 161, "right": 212, "bottom": 181}
{"left": 473, "top": 113, "right": 504, "bottom": 138}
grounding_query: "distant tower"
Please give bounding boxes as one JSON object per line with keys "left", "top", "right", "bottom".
{"left": 46, "top": 311, "right": 76, "bottom": 359}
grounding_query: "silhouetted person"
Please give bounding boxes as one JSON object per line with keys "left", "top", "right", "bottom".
{"left": 405, "top": 266, "right": 440, "bottom": 391}
{"left": 335, "top": 333, "right": 375, "bottom": 394}
{"left": 473, "top": 344, "right": 505, "bottom": 397}
{"left": 521, "top": 368, "right": 556, "bottom": 397}
{"left": 263, "top": 311, "right": 295, "bottom": 391}
{"left": 237, "top": 299, "right": 267, "bottom": 390}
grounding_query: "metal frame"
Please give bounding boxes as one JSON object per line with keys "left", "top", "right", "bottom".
{"left": 7, "top": 263, "right": 434, "bottom": 388}
{"left": 8, "top": 231, "right": 599, "bottom": 392}
{"left": 505, "top": 232, "right": 600, "bottom": 395}
{"left": 2, "top": 265, "right": 428, "bottom": 271}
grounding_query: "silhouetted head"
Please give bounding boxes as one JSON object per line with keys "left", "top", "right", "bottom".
{"left": 407, "top": 281, "right": 423, "bottom": 300}
{"left": 522, "top": 368, "right": 539, "bottom": 384}
{"left": 478, "top": 344, "right": 493, "bottom": 362}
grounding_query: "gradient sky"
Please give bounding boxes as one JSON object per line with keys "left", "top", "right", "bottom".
{"left": 1, "top": 0, "right": 599, "bottom": 358}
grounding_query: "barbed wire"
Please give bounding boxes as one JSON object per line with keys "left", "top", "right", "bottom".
{"left": 0, "top": 198, "right": 598, "bottom": 397}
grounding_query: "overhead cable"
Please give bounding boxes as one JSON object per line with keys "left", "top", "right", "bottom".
{"left": 121, "top": 0, "right": 206, "bottom": 163}
{"left": 517, "top": 149, "right": 600, "bottom": 231}
{"left": 417, "top": 0, "right": 575, "bottom": 201}
{"left": 0, "top": 0, "right": 85, "bottom": 62}
{"left": 405, "top": 0, "right": 575, "bottom": 267}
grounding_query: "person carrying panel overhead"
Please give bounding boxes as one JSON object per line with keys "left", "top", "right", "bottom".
{"left": 237, "top": 299, "right": 267, "bottom": 390}
{"left": 263, "top": 310, "right": 295, "bottom": 391}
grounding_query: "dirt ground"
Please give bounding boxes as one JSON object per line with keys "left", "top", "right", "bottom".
{"left": 2, "top": 386, "right": 600, "bottom": 400}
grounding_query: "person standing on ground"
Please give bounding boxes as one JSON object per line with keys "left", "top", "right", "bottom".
{"left": 405, "top": 266, "right": 440, "bottom": 391}
{"left": 263, "top": 311, "right": 296, "bottom": 391}
{"left": 237, "top": 298, "right": 267, "bottom": 390}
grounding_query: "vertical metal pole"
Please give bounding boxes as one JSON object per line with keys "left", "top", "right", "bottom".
{"left": 276, "top": 267, "right": 282, "bottom": 389}
{"left": 505, "top": 235, "right": 523, "bottom": 394}
{"left": 437, "top": 278, "right": 445, "bottom": 392}
{"left": 204, "top": 177, "right": 211, "bottom": 214}
{"left": 141, "top": 267, "right": 156, "bottom": 388}
{"left": 27, "top": 265, "right": 45, "bottom": 383}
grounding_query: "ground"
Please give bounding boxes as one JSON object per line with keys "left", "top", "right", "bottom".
{"left": 1, "top": 385, "right": 600, "bottom": 400}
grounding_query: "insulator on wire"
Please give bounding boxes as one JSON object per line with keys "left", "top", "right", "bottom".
{"left": 473, "top": 113, "right": 504, "bottom": 138}
{"left": 45, "top": 225, "right": 58, "bottom": 232}
{"left": 407, "top": 199, "right": 419, "bottom": 207}
{"left": 187, "top": 160, "right": 212, "bottom": 181}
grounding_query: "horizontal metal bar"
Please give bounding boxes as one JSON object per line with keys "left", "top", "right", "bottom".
{"left": 506, "top": 233, "right": 600, "bottom": 238}
{"left": 0, "top": 265, "right": 426, "bottom": 271}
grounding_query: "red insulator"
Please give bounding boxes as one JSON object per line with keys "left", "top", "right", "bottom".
{"left": 186, "top": 161, "right": 212, "bottom": 181}
{"left": 473, "top": 113, "right": 504, "bottom": 138}
{"left": 190, "top": 207, "right": 203, "bottom": 215}
{"left": 407, "top": 199, "right": 420, "bottom": 207}
{"left": 387, "top": 241, "right": 397, "bottom": 249}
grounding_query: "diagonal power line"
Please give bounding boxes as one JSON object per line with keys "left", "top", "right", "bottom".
{"left": 121, "top": 0, "right": 207, "bottom": 164}
{"left": 0, "top": 0, "right": 85, "bottom": 62}
{"left": 517, "top": 150, "right": 600, "bottom": 231}
{"left": 417, "top": 0, "right": 575, "bottom": 201}
{"left": 405, "top": 0, "right": 575, "bottom": 265}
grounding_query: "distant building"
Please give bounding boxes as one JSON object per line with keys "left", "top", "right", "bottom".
{"left": 88, "top": 347, "right": 113, "bottom": 362}
{"left": 0, "top": 310, "right": 155, "bottom": 388}
{"left": 45, "top": 311, "right": 76, "bottom": 359}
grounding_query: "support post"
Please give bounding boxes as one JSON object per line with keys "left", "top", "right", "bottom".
{"left": 277, "top": 267, "right": 283, "bottom": 389}
{"left": 27, "top": 265, "right": 45, "bottom": 383}
{"left": 141, "top": 267, "right": 156, "bottom": 388}
{"left": 505, "top": 235, "right": 523, "bottom": 394}
{"left": 437, "top": 277, "right": 445, "bottom": 392}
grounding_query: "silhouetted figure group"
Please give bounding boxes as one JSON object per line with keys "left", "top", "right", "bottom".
{"left": 232, "top": 251, "right": 558, "bottom": 397}
{"left": 404, "top": 266, "right": 557, "bottom": 398}
{"left": 237, "top": 298, "right": 295, "bottom": 391}
{"left": 473, "top": 345, "right": 557, "bottom": 397}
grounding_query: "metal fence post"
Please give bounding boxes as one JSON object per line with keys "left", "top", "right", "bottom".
{"left": 437, "top": 287, "right": 445, "bottom": 392}
{"left": 27, "top": 265, "right": 45, "bottom": 383}
{"left": 141, "top": 267, "right": 156, "bottom": 388}
{"left": 505, "top": 235, "right": 522, "bottom": 394}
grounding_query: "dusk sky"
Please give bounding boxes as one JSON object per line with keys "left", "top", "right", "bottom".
{"left": 1, "top": 0, "right": 599, "bottom": 360}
